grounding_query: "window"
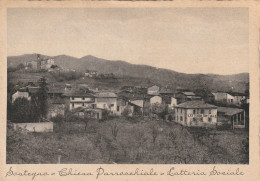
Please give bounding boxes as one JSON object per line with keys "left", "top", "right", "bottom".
{"left": 180, "top": 116, "right": 183, "bottom": 121}
{"left": 209, "top": 109, "right": 211, "bottom": 114}
{"left": 117, "top": 106, "right": 120, "bottom": 111}
{"left": 72, "top": 103, "right": 74, "bottom": 108}
{"left": 231, "top": 99, "right": 233, "bottom": 103}
{"left": 208, "top": 118, "right": 212, "bottom": 122}
{"left": 193, "top": 109, "right": 196, "bottom": 114}
{"left": 82, "top": 97, "right": 85, "bottom": 100}
{"left": 177, "top": 116, "right": 178, "bottom": 121}
{"left": 201, "top": 109, "right": 204, "bottom": 114}
{"left": 82, "top": 103, "right": 84, "bottom": 106}
{"left": 111, "top": 104, "right": 114, "bottom": 107}
{"left": 72, "top": 97, "right": 74, "bottom": 100}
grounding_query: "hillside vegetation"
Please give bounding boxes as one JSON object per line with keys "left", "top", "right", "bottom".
{"left": 8, "top": 54, "right": 249, "bottom": 93}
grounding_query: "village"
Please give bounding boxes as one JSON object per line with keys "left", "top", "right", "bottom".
{"left": 6, "top": 56, "right": 250, "bottom": 164}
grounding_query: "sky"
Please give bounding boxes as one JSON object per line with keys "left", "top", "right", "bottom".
{"left": 7, "top": 8, "right": 249, "bottom": 75}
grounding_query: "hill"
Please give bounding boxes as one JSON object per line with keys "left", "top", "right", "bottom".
{"left": 7, "top": 54, "right": 249, "bottom": 93}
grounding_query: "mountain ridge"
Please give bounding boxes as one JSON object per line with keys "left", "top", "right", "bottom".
{"left": 7, "top": 53, "right": 249, "bottom": 93}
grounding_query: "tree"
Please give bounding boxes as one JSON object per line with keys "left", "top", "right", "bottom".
{"left": 11, "top": 98, "right": 32, "bottom": 123}
{"left": 36, "top": 77, "right": 48, "bottom": 119}
{"left": 16, "top": 63, "right": 25, "bottom": 70}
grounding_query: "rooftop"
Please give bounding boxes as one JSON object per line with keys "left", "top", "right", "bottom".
{"left": 95, "top": 92, "right": 117, "bottom": 98}
{"left": 175, "top": 100, "right": 217, "bottom": 109}
{"left": 217, "top": 107, "right": 244, "bottom": 116}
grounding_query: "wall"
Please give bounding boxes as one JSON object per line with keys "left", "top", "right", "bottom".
{"left": 150, "top": 96, "right": 162, "bottom": 104}
{"left": 213, "top": 92, "right": 227, "bottom": 101}
{"left": 13, "top": 122, "right": 53, "bottom": 132}
{"left": 12, "top": 91, "right": 31, "bottom": 103}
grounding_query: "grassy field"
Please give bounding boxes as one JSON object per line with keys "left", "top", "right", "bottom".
{"left": 6, "top": 118, "right": 249, "bottom": 164}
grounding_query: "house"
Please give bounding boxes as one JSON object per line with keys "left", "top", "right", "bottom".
{"left": 159, "top": 88, "right": 174, "bottom": 96}
{"left": 48, "top": 86, "right": 64, "bottom": 99}
{"left": 194, "top": 89, "right": 215, "bottom": 103}
{"left": 40, "top": 58, "right": 55, "bottom": 70}
{"left": 94, "top": 92, "right": 117, "bottom": 114}
{"left": 65, "top": 90, "right": 95, "bottom": 110}
{"left": 12, "top": 90, "right": 31, "bottom": 103}
{"left": 227, "top": 92, "right": 247, "bottom": 105}
{"left": 174, "top": 100, "right": 217, "bottom": 127}
{"left": 150, "top": 95, "right": 162, "bottom": 104}
{"left": 212, "top": 92, "right": 234, "bottom": 104}
{"left": 85, "top": 70, "right": 98, "bottom": 78}
{"left": 217, "top": 107, "right": 246, "bottom": 129}
{"left": 147, "top": 85, "right": 160, "bottom": 95}
{"left": 47, "top": 98, "right": 65, "bottom": 118}
{"left": 175, "top": 91, "right": 202, "bottom": 104}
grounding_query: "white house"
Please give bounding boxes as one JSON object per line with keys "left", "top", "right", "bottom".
{"left": 12, "top": 91, "right": 31, "bottom": 103}
{"left": 174, "top": 100, "right": 218, "bottom": 127}
{"left": 94, "top": 92, "right": 117, "bottom": 114}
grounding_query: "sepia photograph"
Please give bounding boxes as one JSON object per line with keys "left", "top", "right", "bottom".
{"left": 6, "top": 7, "right": 250, "bottom": 165}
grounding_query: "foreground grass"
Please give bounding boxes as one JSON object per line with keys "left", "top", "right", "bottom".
{"left": 6, "top": 118, "right": 249, "bottom": 164}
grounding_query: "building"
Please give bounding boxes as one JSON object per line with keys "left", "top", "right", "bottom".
{"left": 147, "top": 85, "right": 160, "bottom": 95}
{"left": 12, "top": 90, "right": 31, "bottom": 103}
{"left": 174, "top": 100, "right": 217, "bottom": 127}
{"left": 48, "top": 86, "right": 64, "bottom": 99}
{"left": 227, "top": 92, "right": 247, "bottom": 105}
{"left": 40, "top": 58, "right": 55, "bottom": 70}
{"left": 65, "top": 91, "right": 95, "bottom": 110}
{"left": 94, "top": 92, "right": 117, "bottom": 114}
{"left": 212, "top": 92, "right": 234, "bottom": 104}
{"left": 159, "top": 88, "right": 174, "bottom": 96}
{"left": 175, "top": 91, "right": 202, "bottom": 104}
{"left": 217, "top": 107, "right": 246, "bottom": 129}
{"left": 150, "top": 95, "right": 162, "bottom": 104}
{"left": 85, "top": 70, "right": 98, "bottom": 78}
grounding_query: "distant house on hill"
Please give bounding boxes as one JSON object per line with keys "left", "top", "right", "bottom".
{"left": 40, "top": 58, "right": 55, "bottom": 70}
{"left": 174, "top": 100, "right": 217, "bottom": 128}
{"left": 194, "top": 89, "right": 214, "bottom": 103}
{"left": 85, "top": 70, "right": 98, "bottom": 78}
{"left": 147, "top": 85, "right": 160, "bottom": 95}
{"left": 175, "top": 91, "right": 202, "bottom": 104}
